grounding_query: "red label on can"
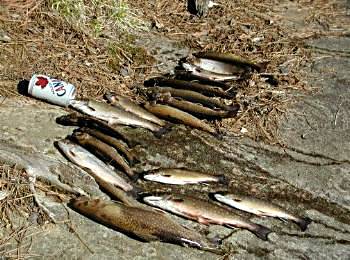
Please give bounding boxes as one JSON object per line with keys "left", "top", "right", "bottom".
{"left": 35, "top": 76, "right": 49, "bottom": 89}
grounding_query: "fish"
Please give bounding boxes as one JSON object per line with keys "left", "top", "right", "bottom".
{"left": 193, "top": 52, "right": 266, "bottom": 72}
{"left": 146, "top": 87, "right": 236, "bottom": 112}
{"left": 55, "top": 139, "right": 133, "bottom": 192}
{"left": 143, "top": 193, "right": 272, "bottom": 241}
{"left": 70, "top": 131, "right": 135, "bottom": 179}
{"left": 56, "top": 113, "right": 133, "bottom": 146}
{"left": 213, "top": 193, "right": 312, "bottom": 231}
{"left": 155, "top": 93, "right": 239, "bottom": 119}
{"left": 144, "top": 78, "right": 236, "bottom": 99}
{"left": 143, "top": 168, "right": 227, "bottom": 185}
{"left": 189, "top": 57, "right": 247, "bottom": 75}
{"left": 78, "top": 127, "right": 137, "bottom": 165}
{"left": 144, "top": 103, "right": 217, "bottom": 135}
{"left": 69, "top": 197, "right": 221, "bottom": 253}
{"left": 175, "top": 71, "right": 231, "bottom": 90}
{"left": 181, "top": 63, "right": 241, "bottom": 81}
{"left": 104, "top": 92, "right": 166, "bottom": 126}
{"left": 70, "top": 100, "right": 163, "bottom": 133}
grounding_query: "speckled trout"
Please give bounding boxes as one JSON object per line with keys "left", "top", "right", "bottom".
{"left": 143, "top": 193, "right": 272, "bottom": 241}
{"left": 56, "top": 139, "right": 133, "bottom": 192}
{"left": 143, "top": 168, "right": 227, "bottom": 185}
{"left": 213, "top": 193, "right": 312, "bottom": 231}
{"left": 69, "top": 197, "right": 222, "bottom": 253}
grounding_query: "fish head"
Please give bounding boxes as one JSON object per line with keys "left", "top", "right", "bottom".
{"left": 143, "top": 195, "right": 178, "bottom": 211}
{"left": 143, "top": 172, "right": 174, "bottom": 182}
{"left": 55, "top": 139, "right": 86, "bottom": 164}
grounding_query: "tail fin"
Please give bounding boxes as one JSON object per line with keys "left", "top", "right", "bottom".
{"left": 295, "top": 217, "right": 312, "bottom": 232}
{"left": 252, "top": 224, "right": 272, "bottom": 241}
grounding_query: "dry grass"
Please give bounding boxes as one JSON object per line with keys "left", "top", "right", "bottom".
{"left": 0, "top": 0, "right": 348, "bottom": 141}
{"left": 0, "top": 164, "right": 43, "bottom": 225}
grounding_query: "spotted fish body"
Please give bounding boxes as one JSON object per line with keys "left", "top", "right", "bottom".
{"left": 56, "top": 139, "right": 133, "bottom": 192}
{"left": 143, "top": 194, "right": 272, "bottom": 241}
{"left": 69, "top": 198, "right": 220, "bottom": 252}
{"left": 105, "top": 92, "right": 166, "bottom": 126}
{"left": 70, "top": 100, "right": 161, "bottom": 132}
{"left": 143, "top": 168, "right": 227, "bottom": 185}
{"left": 213, "top": 193, "right": 312, "bottom": 231}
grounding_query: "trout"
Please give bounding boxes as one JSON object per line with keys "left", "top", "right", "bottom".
{"left": 144, "top": 103, "right": 217, "bottom": 134}
{"left": 144, "top": 78, "right": 235, "bottom": 99}
{"left": 143, "top": 168, "right": 227, "bottom": 185}
{"left": 193, "top": 52, "right": 265, "bottom": 72}
{"left": 146, "top": 87, "right": 236, "bottom": 111}
{"left": 70, "top": 100, "right": 162, "bottom": 132}
{"left": 71, "top": 131, "right": 135, "bottom": 178}
{"left": 69, "top": 198, "right": 221, "bottom": 253}
{"left": 78, "top": 127, "right": 136, "bottom": 165}
{"left": 213, "top": 193, "right": 312, "bottom": 231}
{"left": 105, "top": 92, "right": 166, "bottom": 126}
{"left": 56, "top": 139, "right": 133, "bottom": 192}
{"left": 175, "top": 71, "right": 231, "bottom": 90}
{"left": 181, "top": 63, "right": 240, "bottom": 81}
{"left": 143, "top": 193, "right": 272, "bottom": 241}
{"left": 156, "top": 93, "right": 239, "bottom": 118}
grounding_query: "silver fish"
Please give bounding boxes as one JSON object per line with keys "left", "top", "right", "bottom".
{"left": 213, "top": 193, "right": 312, "bottom": 231}
{"left": 190, "top": 57, "right": 246, "bottom": 75}
{"left": 105, "top": 92, "right": 166, "bottom": 126}
{"left": 56, "top": 139, "right": 133, "bottom": 192}
{"left": 143, "top": 168, "right": 227, "bottom": 185}
{"left": 70, "top": 100, "right": 162, "bottom": 132}
{"left": 182, "top": 63, "right": 240, "bottom": 81}
{"left": 143, "top": 194, "right": 271, "bottom": 240}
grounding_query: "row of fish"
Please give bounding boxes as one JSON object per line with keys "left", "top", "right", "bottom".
{"left": 53, "top": 52, "right": 310, "bottom": 254}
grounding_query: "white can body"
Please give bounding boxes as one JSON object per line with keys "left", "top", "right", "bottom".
{"left": 28, "top": 74, "right": 76, "bottom": 107}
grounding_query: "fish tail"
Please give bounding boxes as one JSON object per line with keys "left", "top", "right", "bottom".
{"left": 252, "top": 224, "right": 272, "bottom": 241}
{"left": 295, "top": 217, "right": 312, "bottom": 231}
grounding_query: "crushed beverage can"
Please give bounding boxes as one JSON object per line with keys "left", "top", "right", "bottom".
{"left": 28, "top": 74, "right": 76, "bottom": 107}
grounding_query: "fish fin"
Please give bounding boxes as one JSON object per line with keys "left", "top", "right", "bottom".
{"left": 295, "top": 217, "right": 312, "bottom": 232}
{"left": 251, "top": 224, "right": 272, "bottom": 241}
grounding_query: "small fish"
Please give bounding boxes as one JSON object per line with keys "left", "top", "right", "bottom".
{"left": 56, "top": 139, "right": 133, "bottom": 192}
{"left": 213, "top": 193, "right": 312, "bottom": 231}
{"left": 78, "top": 127, "right": 137, "bottom": 165}
{"left": 146, "top": 87, "right": 236, "bottom": 112}
{"left": 156, "top": 93, "right": 239, "bottom": 119}
{"left": 55, "top": 113, "right": 133, "bottom": 147}
{"left": 70, "top": 100, "right": 162, "bottom": 133}
{"left": 143, "top": 194, "right": 272, "bottom": 241}
{"left": 143, "top": 168, "right": 227, "bottom": 185}
{"left": 144, "top": 78, "right": 235, "bottom": 99}
{"left": 175, "top": 71, "right": 231, "bottom": 90}
{"left": 69, "top": 198, "right": 221, "bottom": 253}
{"left": 71, "top": 131, "right": 135, "bottom": 179}
{"left": 190, "top": 57, "right": 247, "bottom": 75}
{"left": 193, "top": 52, "right": 265, "bottom": 72}
{"left": 144, "top": 103, "right": 217, "bottom": 134}
{"left": 105, "top": 92, "right": 166, "bottom": 126}
{"left": 182, "top": 63, "right": 240, "bottom": 81}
